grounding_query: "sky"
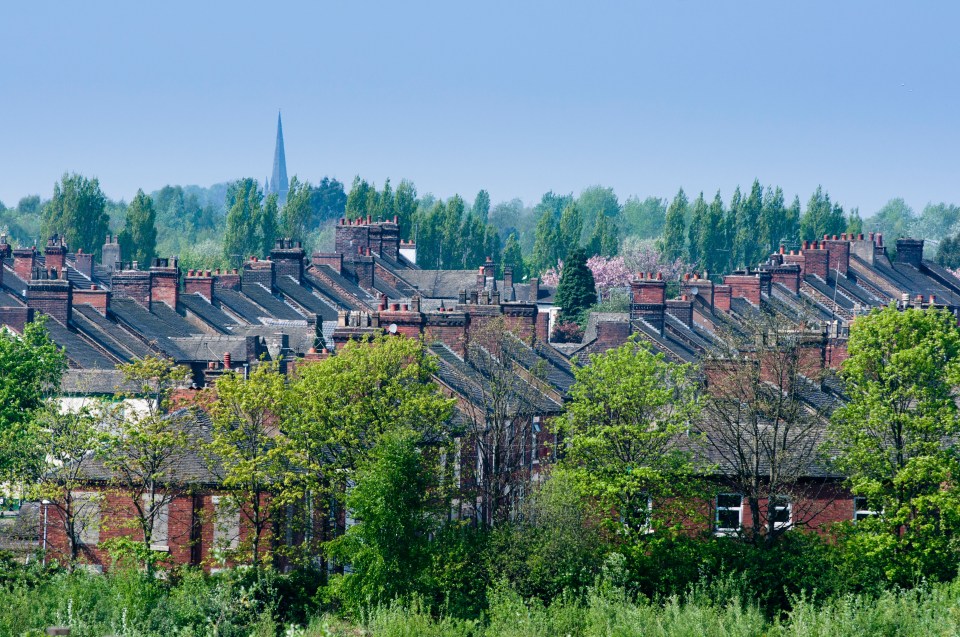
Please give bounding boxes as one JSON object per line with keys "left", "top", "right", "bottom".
{"left": 1, "top": 1, "right": 958, "bottom": 215}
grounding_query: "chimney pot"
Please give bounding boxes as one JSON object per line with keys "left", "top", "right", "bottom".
{"left": 224, "top": 352, "right": 231, "bottom": 368}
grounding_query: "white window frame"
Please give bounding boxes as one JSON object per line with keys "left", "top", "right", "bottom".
{"left": 770, "top": 497, "right": 792, "bottom": 530}
{"left": 715, "top": 493, "right": 743, "bottom": 535}
{"left": 853, "top": 496, "right": 878, "bottom": 523}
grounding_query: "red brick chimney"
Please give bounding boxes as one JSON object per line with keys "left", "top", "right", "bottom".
{"left": 111, "top": 264, "right": 152, "bottom": 307}
{"left": 185, "top": 269, "right": 214, "bottom": 301}
{"left": 769, "top": 264, "right": 801, "bottom": 294}
{"left": 723, "top": 273, "right": 761, "bottom": 306}
{"left": 713, "top": 284, "right": 732, "bottom": 312}
{"left": 823, "top": 235, "right": 850, "bottom": 276}
{"left": 213, "top": 268, "right": 241, "bottom": 291}
{"left": 666, "top": 296, "right": 694, "bottom": 329}
{"left": 149, "top": 257, "right": 180, "bottom": 309}
{"left": 801, "top": 241, "right": 830, "bottom": 280}
{"left": 72, "top": 285, "right": 110, "bottom": 315}
{"left": 680, "top": 273, "right": 714, "bottom": 311}
{"left": 270, "top": 238, "right": 306, "bottom": 283}
{"left": 630, "top": 272, "right": 666, "bottom": 331}
{"left": 424, "top": 308, "right": 469, "bottom": 356}
{"left": 26, "top": 270, "right": 72, "bottom": 324}
{"left": 44, "top": 235, "right": 67, "bottom": 276}
{"left": 13, "top": 247, "right": 36, "bottom": 282}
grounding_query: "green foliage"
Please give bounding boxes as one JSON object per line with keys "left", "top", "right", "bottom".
{"left": 799, "top": 185, "right": 846, "bottom": 241}
{"left": 205, "top": 361, "right": 292, "bottom": 568}
{"left": 867, "top": 197, "right": 915, "bottom": 239}
{"left": 660, "top": 188, "right": 688, "bottom": 262}
{"left": 118, "top": 189, "right": 158, "bottom": 266}
{"left": 223, "top": 178, "right": 265, "bottom": 264}
{"left": 0, "top": 317, "right": 66, "bottom": 484}
{"left": 258, "top": 193, "right": 279, "bottom": 257}
{"left": 286, "top": 335, "right": 455, "bottom": 503}
{"left": 622, "top": 196, "right": 666, "bottom": 239}
{"left": 561, "top": 338, "right": 701, "bottom": 541}
{"left": 40, "top": 173, "right": 110, "bottom": 255}
{"left": 585, "top": 211, "right": 618, "bottom": 258}
{"left": 501, "top": 233, "right": 525, "bottom": 281}
{"left": 281, "top": 176, "right": 314, "bottom": 242}
{"left": 936, "top": 232, "right": 960, "bottom": 268}
{"left": 700, "top": 191, "right": 726, "bottom": 273}
{"left": 828, "top": 305, "right": 960, "bottom": 585}
{"left": 576, "top": 185, "right": 620, "bottom": 244}
{"left": 686, "top": 192, "right": 707, "bottom": 266}
{"left": 326, "top": 429, "right": 441, "bottom": 615}
{"left": 554, "top": 247, "right": 596, "bottom": 322}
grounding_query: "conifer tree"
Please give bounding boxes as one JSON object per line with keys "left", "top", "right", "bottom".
{"left": 661, "top": 188, "right": 688, "bottom": 262}
{"left": 725, "top": 187, "right": 742, "bottom": 272}
{"left": 119, "top": 189, "right": 158, "bottom": 266}
{"left": 555, "top": 247, "right": 597, "bottom": 323}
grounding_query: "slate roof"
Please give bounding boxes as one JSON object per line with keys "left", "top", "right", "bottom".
{"left": 179, "top": 293, "right": 239, "bottom": 333}
{"left": 45, "top": 319, "right": 117, "bottom": 369}
{"left": 274, "top": 276, "right": 338, "bottom": 321}
{"left": 240, "top": 283, "right": 307, "bottom": 321}
{"left": 214, "top": 288, "right": 273, "bottom": 324}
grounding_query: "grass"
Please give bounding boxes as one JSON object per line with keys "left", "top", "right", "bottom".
{"left": 3, "top": 565, "right": 960, "bottom": 636}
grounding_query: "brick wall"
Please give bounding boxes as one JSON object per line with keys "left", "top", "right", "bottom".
{"left": 270, "top": 239, "right": 305, "bottom": 283}
{"left": 150, "top": 258, "right": 180, "bottom": 309}
{"left": 630, "top": 274, "right": 666, "bottom": 329}
{"left": 213, "top": 269, "right": 241, "bottom": 291}
{"left": 769, "top": 264, "right": 801, "bottom": 294}
{"left": 312, "top": 253, "right": 343, "bottom": 274}
{"left": 44, "top": 238, "right": 67, "bottom": 276}
{"left": 723, "top": 274, "right": 761, "bottom": 306}
{"left": 502, "top": 303, "right": 538, "bottom": 342}
{"left": 73, "top": 287, "right": 110, "bottom": 314}
{"left": 185, "top": 271, "right": 214, "bottom": 301}
{"left": 713, "top": 285, "right": 732, "bottom": 312}
{"left": 243, "top": 258, "right": 274, "bottom": 290}
{"left": 335, "top": 218, "right": 370, "bottom": 256}
{"left": 823, "top": 236, "right": 851, "bottom": 276}
{"left": 665, "top": 298, "right": 694, "bottom": 328}
{"left": 425, "top": 311, "right": 469, "bottom": 356}
{"left": 380, "top": 219, "right": 400, "bottom": 261}
{"left": 13, "top": 247, "right": 35, "bottom": 282}
{"left": 801, "top": 242, "right": 830, "bottom": 280}
{"left": 111, "top": 269, "right": 152, "bottom": 307}
{"left": 27, "top": 279, "right": 71, "bottom": 324}
{"left": 74, "top": 251, "right": 94, "bottom": 279}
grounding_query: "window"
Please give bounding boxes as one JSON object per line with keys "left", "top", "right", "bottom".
{"left": 142, "top": 495, "right": 169, "bottom": 551}
{"left": 854, "top": 496, "right": 877, "bottom": 522}
{"left": 212, "top": 496, "right": 240, "bottom": 550}
{"left": 74, "top": 492, "right": 101, "bottom": 546}
{"left": 715, "top": 493, "right": 742, "bottom": 534}
{"left": 770, "top": 497, "right": 792, "bottom": 530}
{"left": 531, "top": 417, "right": 542, "bottom": 466}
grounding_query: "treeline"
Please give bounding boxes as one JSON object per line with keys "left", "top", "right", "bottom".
{"left": 6, "top": 173, "right": 960, "bottom": 277}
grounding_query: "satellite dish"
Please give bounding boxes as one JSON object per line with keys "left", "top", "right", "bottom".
{"left": 689, "top": 286, "right": 699, "bottom": 296}
{"left": 388, "top": 323, "right": 398, "bottom": 334}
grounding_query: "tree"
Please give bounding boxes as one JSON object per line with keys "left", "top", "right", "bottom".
{"left": 32, "top": 402, "right": 102, "bottom": 565}
{"left": 846, "top": 207, "right": 863, "bottom": 236}
{"left": 101, "top": 356, "right": 193, "bottom": 574}
{"left": 286, "top": 335, "right": 454, "bottom": 550}
{"left": 576, "top": 186, "right": 620, "bottom": 243}
{"left": 936, "top": 234, "right": 960, "bottom": 269}
{"left": 311, "top": 176, "right": 348, "bottom": 224}
{"left": 258, "top": 193, "right": 279, "bottom": 257}
{"left": 700, "top": 310, "right": 834, "bottom": 544}
{"left": 867, "top": 198, "right": 914, "bottom": 240}
{"left": 281, "top": 176, "right": 313, "bottom": 242}
{"left": 118, "top": 189, "right": 158, "bottom": 266}
{"left": 661, "top": 188, "right": 687, "bottom": 261}
{"left": 345, "top": 177, "right": 374, "bottom": 218}
{"left": 558, "top": 203, "right": 584, "bottom": 258}
{"left": 0, "top": 318, "right": 66, "bottom": 485}
{"left": 204, "top": 361, "right": 291, "bottom": 569}
{"left": 223, "top": 178, "right": 264, "bottom": 264}
{"left": 586, "top": 211, "right": 618, "bottom": 258}
{"left": 700, "top": 191, "right": 726, "bottom": 274}
{"left": 914, "top": 202, "right": 960, "bottom": 240}
{"left": 759, "top": 186, "right": 789, "bottom": 255}
{"left": 799, "top": 186, "right": 845, "bottom": 241}
{"left": 736, "top": 180, "right": 763, "bottom": 268}
{"left": 41, "top": 173, "right": 110, "bottom": 256}
{"left": 393, "top": 179, "right": 418, "bottom": 240}
{"left": 687, "top": 193, "right": 707, "bottom": 267}
{"left": 555, "top": 247, "right": 596, "bottom": 323}
{"left": 531, "top": 209, "right": 560, "bottom": 275}
{"left": 502, "top": 232, "right": 526, "bottom": 281}
{"left": 457, "top": 318, "right": 552, "bottom": 527}
{"left": 561, "top": 337, "right": 701, "bottom": 541}
{"left": 325, "top": 428, "right": 441, "bottom": 614}
{"left": 473, "top": 189, "right": 491, "bottom": 221}
{"left": 622, "top": 196, "right": 666, "bottom": 239}
{"left": 827, "top": 306, "right": 960, "bottom": 583}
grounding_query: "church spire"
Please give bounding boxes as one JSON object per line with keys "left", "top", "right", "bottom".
{"left": 270, "top": 111, "right": 289, "bottom": 205}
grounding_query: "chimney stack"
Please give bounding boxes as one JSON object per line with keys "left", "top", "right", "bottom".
{"left": 630, "top": 272, "right": 666, "bottom": 331}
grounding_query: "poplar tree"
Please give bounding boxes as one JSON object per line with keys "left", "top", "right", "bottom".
{"left": 687, "top": 192, "right": 707, "bottom": 267}
{"left": 119, "top": 189, "right": 158, "bottom": 266}
{"left": 701, "top": 191, "right": 726, "bottom": 274}
{"left": 41, "top": 173, "right": 110, "bottom": 256}
{"left": 726, "top": 187, "right": 742, "bottom": 271}
{"left": 502, "top": 232, "right": 526, "bottom": 281}
{"left": 223, "top": 178, "right": 263, "bottom": 263}
{"left": 736, "top": 180, "right": 763, "bottom": 268}
{"left": 281, "top": 177, "right": 313, "bottom": 242}
{"left": 661, "top": 188, "right": 688, "bottom": 262}
{"left": 258, "top": 193, "right": 279, "bottom": 257}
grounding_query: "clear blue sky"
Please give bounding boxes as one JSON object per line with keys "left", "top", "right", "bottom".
{"left": 1, "top": 1, "right": 957, "bottom": 215}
